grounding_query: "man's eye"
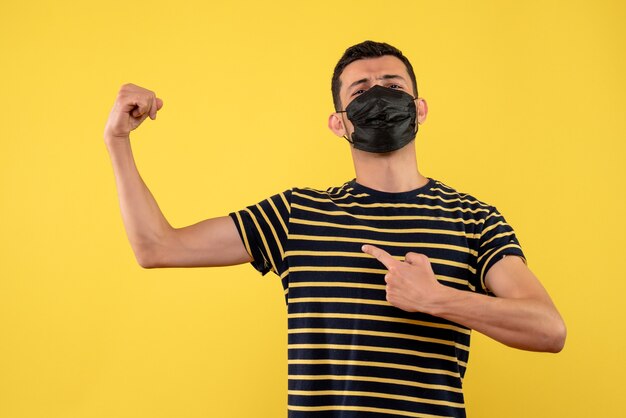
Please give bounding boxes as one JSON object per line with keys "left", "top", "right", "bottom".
{"left": 352, "top": 89, "right": 366, "bottom": 96}
{"left": 389, "top": 84, "right": 403, "bottom": 89}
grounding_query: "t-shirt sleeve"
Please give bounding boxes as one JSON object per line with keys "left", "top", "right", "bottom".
{"left": 228, "top": 190, "right": 291, "bottom": 277}
{"left": 475, "top": 206, "right": 525, "bottom": 294}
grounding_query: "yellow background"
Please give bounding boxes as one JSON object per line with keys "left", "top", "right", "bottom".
{"left": 1, "top": 1, "right": 624, "bottom": 417}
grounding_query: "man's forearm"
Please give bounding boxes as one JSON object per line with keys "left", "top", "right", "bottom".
{"left": 105, "top": 137, "right": 173, "bottom": 267}
{"left": 428, "top": 287, "right": 566, "bottom": 353}
{"left": 362, "top": 245, "right": 566, "bottom": 353}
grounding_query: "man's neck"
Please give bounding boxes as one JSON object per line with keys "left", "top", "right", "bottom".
{"left": 351, "top": 142, "right": 428, "bottom": 193}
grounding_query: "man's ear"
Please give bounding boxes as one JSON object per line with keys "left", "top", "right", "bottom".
{"left": 416, "top": 98, "right": 428, "bottom": 125}
{"left": 328, "top": 112, "right": 347, "bottom": 137}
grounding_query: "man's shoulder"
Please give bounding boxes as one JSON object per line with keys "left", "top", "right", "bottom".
{"left": 427, "top": 179, "right": 495, "bottom": 211}
{"left": 292, "top": 181, "right": 354, "bottom": 198}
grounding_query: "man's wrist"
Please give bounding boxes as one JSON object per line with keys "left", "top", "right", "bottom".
{"left": 104, "top": 133, "right": 131, "bottom": 149}
{"left": 423, "top": 284, "right": 457, "bottom": 317}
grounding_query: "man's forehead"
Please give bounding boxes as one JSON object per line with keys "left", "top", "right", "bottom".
{"left": 340, "top": 56, "right": 410, "bottom": 87}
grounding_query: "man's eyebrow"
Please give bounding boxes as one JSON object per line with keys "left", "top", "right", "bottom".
{"left": 378, "top": 74, "right": 406, "bottom": 82}
{"left": 347, "top": 74, "right": 407, "bottom": 91}
{"left": 348, "top": 78, "right": 369, "bottom": 90}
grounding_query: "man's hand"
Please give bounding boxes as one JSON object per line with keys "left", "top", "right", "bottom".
{"left": 362, "top": 244, "right": 447, "bottom": 313}
{"left": 104, "top": 83, "right": 163, "bottom": 142}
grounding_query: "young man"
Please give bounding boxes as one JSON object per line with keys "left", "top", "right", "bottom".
{"left": 104, "top": 41, "right": 566, "bottom": 417}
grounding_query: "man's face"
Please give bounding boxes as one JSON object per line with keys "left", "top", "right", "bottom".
{"left": 339, "top": 55, "right": 415, "bottom": 112}
{"left": 329, "top": 55, "right": 426, "bottom": 140}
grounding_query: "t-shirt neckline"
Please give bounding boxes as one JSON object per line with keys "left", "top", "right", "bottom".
{"left": 347, "top": 178, "right": 434, "bottom": 202}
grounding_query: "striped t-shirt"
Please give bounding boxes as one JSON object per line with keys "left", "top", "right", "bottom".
{"left": 229, "top": 178, "right": 524, "bottom": 418}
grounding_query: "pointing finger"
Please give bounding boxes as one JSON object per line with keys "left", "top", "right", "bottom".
{"left": 362, "top": 244, "right": 396, "bottom": 269}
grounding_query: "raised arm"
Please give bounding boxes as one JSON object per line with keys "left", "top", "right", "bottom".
{"left": 103, "top": 83, "right": 252, "bottom": 268}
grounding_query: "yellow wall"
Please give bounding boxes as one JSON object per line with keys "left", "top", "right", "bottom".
{"left": 1, "top": 1, "right": 624, "bottom": 417}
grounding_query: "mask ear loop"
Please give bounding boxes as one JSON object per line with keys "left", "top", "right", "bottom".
{"left": 413, "top": 97, "right": 420, "bottom": 132}
{"left": 335, "top": 110, "right": 354, "bottom": 145}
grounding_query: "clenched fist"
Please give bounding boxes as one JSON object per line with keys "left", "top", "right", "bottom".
{"left": 104, "top": 83, "right": 163, "bottom": 142}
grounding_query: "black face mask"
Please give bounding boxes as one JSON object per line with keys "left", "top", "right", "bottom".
{"left": 338, "top": 85, "right": 418, "bottom": 153}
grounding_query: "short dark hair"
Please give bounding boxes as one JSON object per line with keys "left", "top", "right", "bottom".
{"left": 331, "top": 40, "right": 418, "bottom": 111}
